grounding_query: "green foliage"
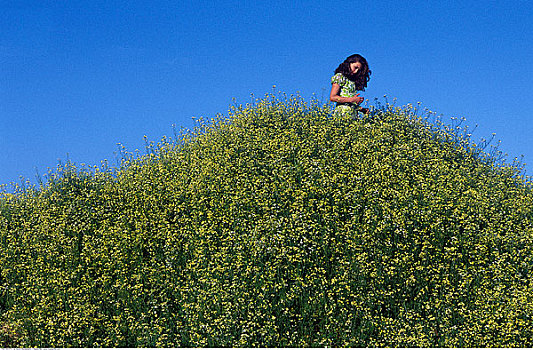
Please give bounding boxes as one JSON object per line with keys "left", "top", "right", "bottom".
{"left": 1, "top": 94, "right": 532, "bottom": 347}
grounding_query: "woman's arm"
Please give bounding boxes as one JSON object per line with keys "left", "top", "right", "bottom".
{"left": 330, "top": 83, "right": 364, "bottom": 104}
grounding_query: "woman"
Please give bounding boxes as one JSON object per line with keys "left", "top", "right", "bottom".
{"left": 330, "top": 54, "right": 371, "bottom": 118}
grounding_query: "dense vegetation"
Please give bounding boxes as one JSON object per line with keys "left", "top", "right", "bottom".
{"left": 1, "top": 95, "right": 532, "bottom": 347}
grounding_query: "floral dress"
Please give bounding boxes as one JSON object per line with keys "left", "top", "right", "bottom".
{"left": 331, "top": 73, "right": 363, "bottom": 118}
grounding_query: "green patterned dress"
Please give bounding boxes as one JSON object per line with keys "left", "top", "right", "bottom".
{"left": 331, "top": 73, "right": 363, "bottom": 118}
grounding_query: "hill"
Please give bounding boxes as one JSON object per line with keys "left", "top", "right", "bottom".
{"left": 1, "top": 95, "right": 532, "bottom": 347}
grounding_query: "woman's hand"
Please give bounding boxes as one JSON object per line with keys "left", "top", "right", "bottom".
{"left": 330, "top": 84, "right": 364, "bottom": 104}
{"left": 349, "top": 95, "right": 364, "bottom": 104}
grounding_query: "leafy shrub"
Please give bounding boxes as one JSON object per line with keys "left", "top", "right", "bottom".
{"left": 1, "top": 94, "right": 532, "bottom": 347}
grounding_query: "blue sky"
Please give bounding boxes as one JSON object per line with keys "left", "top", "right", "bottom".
{"left": 1, "top": 0, "right": 532, "bottom": 188}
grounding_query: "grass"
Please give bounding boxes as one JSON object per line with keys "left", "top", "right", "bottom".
{"left": 1, "top": 93, "right": 532, "bottom": 347}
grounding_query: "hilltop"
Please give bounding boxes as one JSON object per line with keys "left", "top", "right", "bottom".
{"left": 1, "top": 95, "right": 532, "bottom": 347}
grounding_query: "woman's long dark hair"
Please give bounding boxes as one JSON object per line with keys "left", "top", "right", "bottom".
{"left": 334, "top": 54, "right": 371, "bottom": 91}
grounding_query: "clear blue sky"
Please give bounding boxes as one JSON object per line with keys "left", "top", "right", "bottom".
{"left": 2, "top": 0, "right": 532, "bottom": 188}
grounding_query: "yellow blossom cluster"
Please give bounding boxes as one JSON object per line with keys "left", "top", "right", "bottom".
{"left": 0, "top": 93, "right": 532, "bottom": 347}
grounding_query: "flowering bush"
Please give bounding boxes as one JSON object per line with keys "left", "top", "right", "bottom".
{"left": 1, "top": 94, "right": 532, "bottom": 347}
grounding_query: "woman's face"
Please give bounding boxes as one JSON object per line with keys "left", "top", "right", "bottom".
{"left": 350, "top": 61, "right": 363, "bottom": 75}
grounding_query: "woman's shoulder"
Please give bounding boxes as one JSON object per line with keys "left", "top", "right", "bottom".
{"left": 331, "top": 72, "right": 347, "bottom": 85}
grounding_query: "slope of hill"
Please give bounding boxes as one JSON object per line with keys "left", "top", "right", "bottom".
{"left": 1, "top": 95, "right": 532, "bottom": 347}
